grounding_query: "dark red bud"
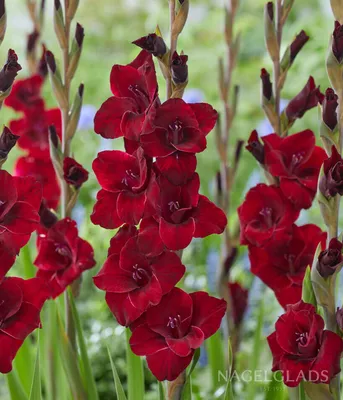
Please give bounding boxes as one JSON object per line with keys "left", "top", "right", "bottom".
{"left": 337, "top": 307, "right": 343, "bottom": 330}
{"left": 234, "top": 140, "right": 244, "bottom": 167}
{"left": 0, "top": 49, "right": 22, "bottom": 92}
{"left": 246, "top": 130, "right": 264, "bottom": 164}
{"left": 75, "top": 23, "right": 84, "bottom": 47}
{"left": 38, "top": 44, "right": 48, "bottom": 77}
{"left": 290, "top": 30, "right": 309, "bottom": 63}
{"left": 27, "top": 31, "right": 40, "bottom": 53}
{"left": 45, "top": 51, "right": 56, "bottom": 73}
{"left": 216, "top": 171, "right": 222, "bottom": 195}
{"left": 171, "top": 51, "right": 188, "bottom": 84}
{"left": 49, "top": 125, "right": 59, "bottom": 148}
{"left": 319, "top": 145, "right": 343, "bottom": 197}
{"left": 317, "top": 238, "right": 343, "bottom": 278}
{"left": 333, "top": 21, "right": 343, "bottom": 63}
{"left": 54, "top": 0, "right": 61, "bottom": 10}
{"left": 224, "top": 247, "right": 238, "bottom": 276}
{"left": 132, "top": 33, "right": 167, "bottom": 57}
{"left": 266, "top": 2, "right": 274, "bottom": 21}
{"left": 322, "top": 88, "right": 338, "bottom": 130}
{"left": 0, "top": 0, "right": 5, "bottom": 19}
{"left": 78, "top": 83, "right": 84, "bottom": 97}
{"left": 260, "top": 68, "right": 273, "bottom": 101}
{"left": 0, "top": 126, "right": 19, "bottom": 159}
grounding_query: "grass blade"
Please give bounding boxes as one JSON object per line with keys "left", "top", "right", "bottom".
{"left": 207, "top": 330, "right": 225, "bottom": 391}
{"left": 29, "top": 334, "right": 42, "bottom": 400}
{"left": 125, "top": 329, "right": 144, "bottom": 400}
{"left": 181, "top": 348, "right": 201, "bottom": 400}
{"left": 68, "top": 289, "right": 99, "bottom": 400}
{"left": 107, "top": 346, "right": 127, "bottom": 400}
{"left": 7, "top": 370, "right": 28, "bottom": 400}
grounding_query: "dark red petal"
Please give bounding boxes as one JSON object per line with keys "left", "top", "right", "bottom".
{"left": 267, "top": 331, "right": 283, "bottom": 371}
{"left": 129, "top": 324, "right": 167, "bottom": 356}
{"left": 137, "top": 217, "right": 164, "bottom": 257}
{"left": 0, "top": 332, "right": 22, "bottom": 373}
{"left": 155, "top": 153, "right": 197, "bottom": 185}
{"left": 91, "top": 190, "right": 122, "bottom": 229}
{"left": 146, "top": 348, "right": 194, "bottom": 381}
{"left": 1, "top": 202, "right": 39, "bottom": 234}
{"left": 13, "top": 176, "right": 42, "bottom": 211}
{"left": 141, "top": 128, "right": 175, "bottom": 157}
{"left": 166, "top": 326, "right": 204, "bottom": 356}
{"left": 193, "top": 195, "right": 227, "bottom": 238}
{"left": 128, "top": 274, "right": 163, "bottom": 310}
{"left": 0, "top": 170, "right": 17, "bottom": 218}
{"left": 280, "top": 178, "right": 314, "bottom": 210}
{"left": 108, "top": 224, "right": 138, "bottom": 256}
{"left": 189, "top": 292, "right": 226, "bottom": 339}
{"left": 189, "top": 103, "right": 218, "bottom": 135}
{"left": 159, "top": 217, "right": 195, "bottom": 251}
{"left": 110, "top": 65, "right": 143, "bottom": 98}
{"left": 117, "top": 191, "right": 146, "bottom": 225}
{"left": 105, "top": 292, "right": 143, "bottom": 327}
{"left": 152, "top": 251, "right": 185, "bottom": 294}
{"left": 94, "top": 97, "right": 137, "bottom": 139}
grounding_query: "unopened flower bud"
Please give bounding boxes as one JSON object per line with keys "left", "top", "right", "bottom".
{"left": 0, "top": 0, "right": 6, "bottom": 44}
{"left": 37, "top": 45, "right": 48, "bottom": 78}
{"left": 224, "top": 247, "right": 238, "bottom": 276}
{"left": 319, "top": 145, "right": 343, "bottom": 197}
{"left": 46, "top": 50, "right": 68, "bottom": 109}
{"left": 0, "top": 0, "right": 4, "bottom": 19}
{"left": 246, "top": 130, "right": 264, "bottom": 164}
{"left": 260, "top": 68, "right": 272, "bottom": 101}
{"left": 54, "top": 0, "right": 67, "bottom": 50}
{"left": 132, "top": 33, "right": 167, "bottom": 58}
{"left": 27, "top": 30, "right": 39, "bottom": 54}
{"left": 317, "top": 238, "right": 343, "bottom": 278}
{"left": 290, "top": 30, "right": 309, "bottom": 63}
{"left": 322, "top": 88, "right": 338, "bottom": 130}
{"left": 0, "top": 49, "right": 22, "bottom": 92}
{"left": 285, "top": 76, "right": 324, "bottom": 122}
{"left": 67, "top": 23, "right": 84, "bottom": 81}
{"left": 0, "top": 126, "right": 19, "bottom": 159}
{"left": 45, "top": 50, "right": 56, "bottom": 73}
{"left": 63, "top": 157, "right": 89, "bottom": 189}
{"left": 333, "top": 21, "right": 343, "bottom": 63}
{"left": 336, "top": 307, "right": 343, "bottom": 331}
{"left": 171, "top": 51, "right": 188, "bottom": 84}
{"left": 264, "top": 2, "right": 279, "bottom": 62}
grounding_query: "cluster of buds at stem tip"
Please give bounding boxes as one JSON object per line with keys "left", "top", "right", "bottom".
{"left": 0, "top": 126, "right": 19, "bottom": 167}
{"left": 0, "top": 50, "right": 22, "bottom": 99}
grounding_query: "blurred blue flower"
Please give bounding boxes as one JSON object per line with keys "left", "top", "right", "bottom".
{"left": 183, "top": 88, "right": 204, "bottom": 104}
{"left": 77, "top": 104, "right": 97, "bottom": 131}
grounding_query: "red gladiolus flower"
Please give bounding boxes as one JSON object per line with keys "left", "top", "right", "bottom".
{"left": 14, "top": 155, "right": 60, "bottom": 210}
{"left": 320, "top": 145, "right": 343, "bottom": 198}
{"left": 94, "top": 236, "right": 185, "bottom": 326}
{"left": 249, "top": 224, "right": 325, "bottom": 308}
{"left": 0, "top": 170, "right": 41, "bottom": 259}
{"left": 267, "top": 301, "right": 343, "bottom": 387}
{"left": 238, "top": 184, "right": 299, "bottom": 248}
{"left": 0, "top": 277, "right": 50, "bottom": 373}
{"left": 4, "top": 75, "right": 44, "bottom": 113}
{"left": 317, "top": 238, "right": 343, "bottom": 278}
{"left": 141, "top": 98, "right": 217, "bottom": 158}
{"left": 130, "top": 287, "right": 226, "bottom": 381}
{"left": 146, "top": 173, "right": 227, "bottom": 250}
{"left": 229, "top": 282, "right": 248, "bottom": 327}
{"left": 34, "top": 218, "right": 96, "bottom": 298}
{"left": 9, "top": 108, "right": 62, "bottom": 157}
{"left": 94, "top": 50, "right": 158, "bottom": 140}
{"left": 63, "top": 157, "right": 89, "bottom": 189}
{"left": 263, "top": 130, "right": 327, "bottom": 209}
{"left": 285, "top": 77, "right": 324, "bottom": 123}
{"left": 91, "top": 148, "right": 151, "bottom": 228}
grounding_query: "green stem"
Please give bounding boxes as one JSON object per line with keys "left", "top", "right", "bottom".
{"left": 125, "top": 329, "right": 144, "bottom": 400}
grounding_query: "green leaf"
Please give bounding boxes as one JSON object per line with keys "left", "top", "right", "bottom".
{"left": 181, "top": 348, "right": 201, "bottom": 399}
{"left": 223, "top": 340, "right": 234, "bottom": 400}
{"left": 55, "top": 308, "right": 87, "bottom": 400}
{"left": 7, "top": 370, "right": 28, "bottom": 400}
{"left": 207, "top": 330, "right": 225, "bottom": 391}
{"left": 247, "top": 297, "right": 264, "bottom": 400}
{"left": 265, "top": 372, "right": 285, "bottom": 400}
{"left": 20, "top": 243, "right": 35, "bottom": 279}
{"left": 299, "top": 382, "right": 306, "bottom": 400}
{"left": 302, "top": 266, "right": 317, "bottom": 307}
{"left": 158, "top": 381, "right": 165, "bottom": 400}
{"left": 107, "top": 346, "right": 127, "bottom": 400}
{"left": 125, "top": 329, "right": 144, "bottom": 400}
{"left": 29, "top": 335, "right": 42, "bottom": 400}
{"left": 68, "top": 289, "right": 99, "bottom": 400}
{"left": 13, "top": 334, "right": 34, "bottom": 394}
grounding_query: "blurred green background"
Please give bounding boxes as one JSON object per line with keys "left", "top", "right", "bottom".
{"left": 0, "top": 0, "right": 337, "bottom": 398}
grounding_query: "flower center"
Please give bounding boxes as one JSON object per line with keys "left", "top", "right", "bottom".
{"left": 132, "top": 264, "right": 150, "bottom": 286}
{"left": 54, "top": 244, "right": 73, "bottom": 268}
{"left": 168, "top": 201, "right": 180, "bottom": 212}
{"left": 167, "top": 314, "right": 182, "bottom": 338}
{"left": 290, "top": 152, "right": 305, "bottom": 172}
{"left": 168, "top": 120, "right": 184, "bottom": 145}
{"left": 128, "top": 84, "right": 150, "bottom": 111}
{"left": 259, "top": 207, "right": 273, "bottom": 228}
{"left": 295, "top": 332, "right": 309, "bottom": 346}
{"left": 121, "top": 169, "right": 139, "bottom": 188}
